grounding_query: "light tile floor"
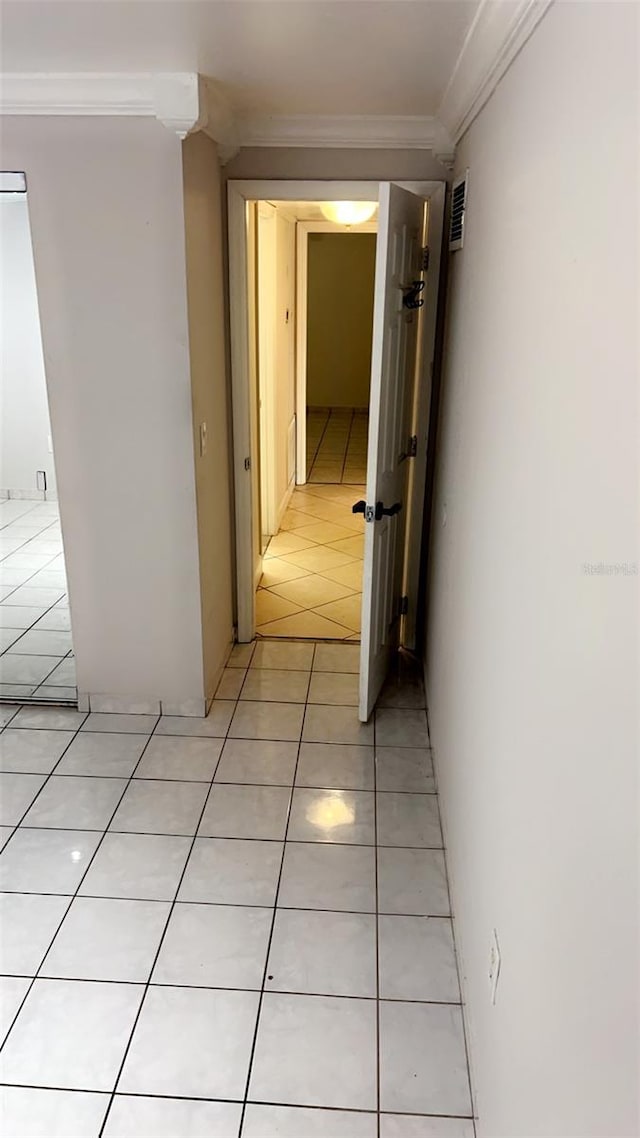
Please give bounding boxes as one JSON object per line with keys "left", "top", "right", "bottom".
{"left": 257, "top": 484, "right": 365, "bottom": 640}
{"left": 306, "top": 407, "right": 369, "bottom": 485}
{"left": 0, "top": 640, "right": 474, "bottom": 1138}
{"left": 0, "top": 500, "right": 75, "bottom": 705}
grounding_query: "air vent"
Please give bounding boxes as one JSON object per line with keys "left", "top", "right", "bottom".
{"left": 449, "top": 171, "right": 468, "bottom": 251}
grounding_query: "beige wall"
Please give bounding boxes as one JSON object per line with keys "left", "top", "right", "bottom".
{"left": 182, "top": 132, "right": 234, "bottom": 704}
{"left": 224, "top": 147, "right": 450, "bottom": 183}
{"left": 275, "top": 212, "right": 296, "bottom": 513}
{"left": 256, "top": 205, "right": 296, "bottom": 533}
{"left": 424, "top": 4, "right": 639, "bottom": 1136}
{"left": 2, "top": 116, "right": 205, "bottom": 710}
{"left": 307, "top": 233, "right": 375, "bottom": 409}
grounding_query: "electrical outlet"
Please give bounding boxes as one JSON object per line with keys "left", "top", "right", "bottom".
{"left": 489, "top": 929, "right": 501, "bottom": 1004}
{"left": 36, "top": 470, "right": 47, "bottom": 492}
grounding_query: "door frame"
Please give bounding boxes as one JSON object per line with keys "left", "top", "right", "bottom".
{"left": 256, "top": 201, "right": 278, "bottom": 537}
{"left": 227, "top": 179, "right": 445, "bottom": 644}
{"left": 295, "top": 218, "right": 378, "bottom": 487}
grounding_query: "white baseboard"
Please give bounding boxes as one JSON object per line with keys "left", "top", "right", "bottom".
{"left": 78, "top": 691, "right": 208, "bottom": 717}
{"left": 276, "top": 477, "right": 296, "bottom": 531}
{"left": 0, "top": 488, "right": 58, "bottom": 502}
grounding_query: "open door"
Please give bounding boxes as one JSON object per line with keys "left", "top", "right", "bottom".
{"left": 359, "top": 183, "right": 426, "bottom": 721}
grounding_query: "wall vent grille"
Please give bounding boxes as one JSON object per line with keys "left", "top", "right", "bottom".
{"left": 449, "top": 172, "right": 468, "bottom": 251}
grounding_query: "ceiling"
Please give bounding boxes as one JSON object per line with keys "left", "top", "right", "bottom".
{"left": 0, "top": 1, "right": 478, "bottom": 117}
{"left": 270, "top": 200, "right": 379, "bottom": 224}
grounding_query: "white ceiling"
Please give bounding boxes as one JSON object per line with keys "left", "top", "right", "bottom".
{"left": 0, "top": 1, "right": 478, "bottom": 117}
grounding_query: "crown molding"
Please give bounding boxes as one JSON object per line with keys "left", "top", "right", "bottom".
{"left": 0, "top": 72, "right": 158, "bottom": 117}
{"left": 0, "top": 74, "right": 450, "bottom": 164}
{"left": 0, "top": 3, "right": 553, "bottom": 159}
{"left": 236, "top": 112, "right": 454, "bottom": 160}
{"left": 438, "top": 0, "right": 553, "bottom": 142}
{"left": 0, "top": 71, "right": 238, "bottom": 148}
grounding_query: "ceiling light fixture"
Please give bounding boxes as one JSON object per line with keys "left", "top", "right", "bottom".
{"left": 320, "top": 201, "right": 377, "bottom": 226}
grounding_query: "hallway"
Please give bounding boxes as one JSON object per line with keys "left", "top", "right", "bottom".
{"left": 306, "top": 408, "right": 369, "bottom": 485}
{"left": 0, "top": 640, "right": 473, "bottom": 1137}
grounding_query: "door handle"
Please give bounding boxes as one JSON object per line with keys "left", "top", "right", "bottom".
{"left": 352, "top": 500, "right": 366, "bottom": 515}
{"left": 375, "top": 501, "right": 402, "bottom": 520}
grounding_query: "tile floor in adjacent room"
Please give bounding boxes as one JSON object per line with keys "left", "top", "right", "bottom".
{"left": 0, "top": 640, "right": 474, "bottom": 1138}
{"left": 257, "top": 485, "right": 365, "bottom": 640}
{"left": 0, "top": 499, "right": 75, "bottom": 705}
{"left": 306, "top": 408, "right": 368, "bottom": 485}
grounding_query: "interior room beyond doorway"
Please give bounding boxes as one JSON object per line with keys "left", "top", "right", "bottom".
{"left": 254, "top": 201, "right": 377, "bottom": 640}
{"left": 0, "top": 177, "right": 75, "bottom": 705}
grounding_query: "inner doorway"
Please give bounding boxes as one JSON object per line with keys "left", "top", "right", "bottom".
{"left": 0, "top": 173, "right": 76, "bottom": 706}
{"left": 253, "top": 201, "right": 378, "bottom": 640}
{"left": 228, "top": 179, "right": 445, "bottom": 720}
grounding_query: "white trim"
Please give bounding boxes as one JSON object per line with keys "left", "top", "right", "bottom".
{"left": 402, "top": 183, "right": 446, "bottom": 650}
{"left": 228, "top": 179, "right": 443, "bottom": 645}
{"left": 0, "top": 171, "right": 27, "bottom": 193}
{"left": 228, "top": 186, "right": 256, "bottom": 643}
{"left": 438, "top": 0, "right": 554, "bottom": 142}
{"left": 295, "top": 224, "right": 309, "bottom": 485}
{"left": 0, "top": 71, "right": 238, "bottom": 146}
{"left": 256, "top": 202, "right": 278, "bottom": 536}
{"left": 0, "top": 5, "right": 552, "bottom": 157}
{"left": 236, "top": 113, "right": 446, "bottom": 152}
{"left": 295, "top": 218, "right": 377, "bottom": 486}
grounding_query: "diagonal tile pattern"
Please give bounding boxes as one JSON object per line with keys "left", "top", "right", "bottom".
{"left": 0, "top": 642, "right": 474, "bottom": 1137}
{"left": 258, "top": 481, "right": 365, "bottom": 640}
{"left": 0, "top": 500, "right": 74, "bottom": 704}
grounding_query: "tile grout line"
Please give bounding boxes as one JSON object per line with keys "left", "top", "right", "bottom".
{"left": 434, "top": 735, "right": 478, "bottom": 1136}
{"left": 95, "top": 664, "right": 253, "bottom": 1138}
{"left": 306, "top": 409, "right": 331, "bottom": 482}
{"left": 0, "top": 710, "right": 162, "bottom": 1060}
{"left": 339, "top": 408, "right": 355, "bottom": 483}
{"left": 0, "top": 1080, "right": 475, "bottom": 1122}
{"left": 237, "top": 641, "right": 315, "bottom": 1137}
{"left": 373, "top": 702, "right": 382, "bottom": 1138}
{"left": 0, "top": 974, "right": 464, "bottom": 1006}
{"left": 2, "top": 826, "right": 446, "bottom": 852}
{"left": 1, "top": 649, "right": 453, "bottom": 1128}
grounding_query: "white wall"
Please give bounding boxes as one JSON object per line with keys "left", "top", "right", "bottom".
{"left": 0, "top": 194, "right": 55, "bottom": 494}
{"left": 425, "top": 5, "right": 639, "bottom": 1137}
{"left": 1, "top": 116, "right": 207, "bottom": 711}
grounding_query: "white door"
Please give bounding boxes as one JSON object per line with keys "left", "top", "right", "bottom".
{"left": 359, "top": 183, "right": 426, "bottom": 721}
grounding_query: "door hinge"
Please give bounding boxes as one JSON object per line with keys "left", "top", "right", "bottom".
{"left": 400, "top": 595, "right": 409, "bottom": 616}
{"left": 421, "top": 245, "right": 430, "bottom": 271}
{"left": 244, "top": 457, "right": 251, "bottom": 471}
{"left": 408, "top": 435, "right": 418, "bottom": 458}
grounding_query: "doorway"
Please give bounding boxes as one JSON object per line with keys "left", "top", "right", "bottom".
{"left": 228, "top": 179, "right": 445, "bottom": 719}
{"left": 253, "top": 202, "right": 378, "bottom": 640}
{"left": 0, "top": 174, "right": 76, "bottom": 705}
